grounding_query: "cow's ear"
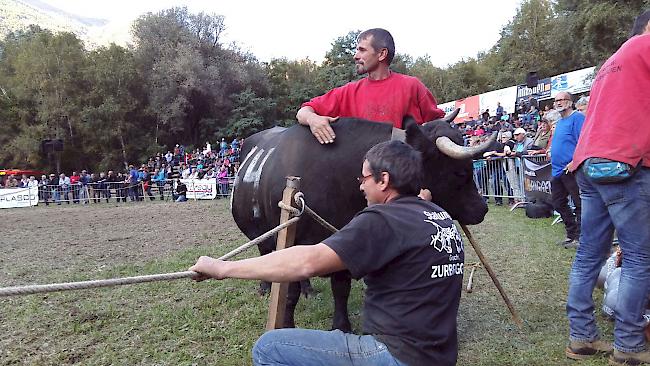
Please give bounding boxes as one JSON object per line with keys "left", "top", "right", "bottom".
{"left": 405, "top": 119, "right": 436, "bottom": 156}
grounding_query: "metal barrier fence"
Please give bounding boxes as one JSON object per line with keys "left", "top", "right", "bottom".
{"left": 472, "top": 155, "right": 549, "bottom": 205}
{"left": 0, "top": 178, "right": 236, "bottom": 206}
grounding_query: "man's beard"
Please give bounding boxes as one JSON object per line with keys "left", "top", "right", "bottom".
{"left": 355, "top": 63, "right": 368, "bottom": 75}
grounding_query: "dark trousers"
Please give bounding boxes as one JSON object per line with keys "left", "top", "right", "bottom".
{"left": 551, "top": 173, "right": 581, "bottom": 240}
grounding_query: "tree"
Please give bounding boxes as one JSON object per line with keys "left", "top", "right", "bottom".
{"left": 0, "top": 26, "right": 87, "bottom": 171}
{"left": 82, "top": 44, "right": 149, "bottom": 170}
{"left": 265, "top": 57, "right": 321, "bottom": 126}
{"left": 221, "top": 88, "right": 276, "bottom": 138}
{"left": 316, "top": 30, "right": 361, "bottom": 91}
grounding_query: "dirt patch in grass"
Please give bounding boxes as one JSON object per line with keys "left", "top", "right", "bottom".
{"left": 0, "top": 200, "right": 245, "bottom": 286}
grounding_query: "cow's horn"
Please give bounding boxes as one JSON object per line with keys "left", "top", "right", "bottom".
{"left": 436, "top": 133, "right": 497, "bottom": 160}
{"left": 442, "top": 108, "right": 460, "bottom": 123}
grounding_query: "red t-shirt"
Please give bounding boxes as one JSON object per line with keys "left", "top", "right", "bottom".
{"left": 69, "top": 175, "right": 80, "bottom": 184}
{"left": 573, "top": 34, "right": 650, "bottom": 168}
{"left": 301, "top": 72, "right": 445, "bottom": 128}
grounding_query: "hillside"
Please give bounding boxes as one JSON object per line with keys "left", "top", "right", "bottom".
{"left": 0, "top": 0, "right": 130, "bottom": 48}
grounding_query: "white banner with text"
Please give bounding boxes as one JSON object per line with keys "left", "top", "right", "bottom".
{"left": 0, "top": 187, "right": 39, "bottom": 208}
{"left": 179, "top": 178, "right": 217, "bottom": 200}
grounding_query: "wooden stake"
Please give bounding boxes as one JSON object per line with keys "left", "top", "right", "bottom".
{"left": 266, "top": 177, "right": 300, "bottom": 330}
{"left": 460, "top": 224, "right": 524, "bottom": 328}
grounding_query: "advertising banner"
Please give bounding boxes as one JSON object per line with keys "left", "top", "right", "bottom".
{"left": 551, "top": 66, "right": 596, "bottom": 98}
{"left": 522, "top": 157, "right": 552, "bottom": 204}
{"left": 179, "top": 178, "right": 217, "bottom": 200}
{"left": 437, "top": 101, "right": 457, "bottom": 115}
{"left": 516, "top": 78, "right": 552, "bottom": 107}
{"left": 479, "top": 86, "right": 518, "bottom": 116}
{"left": 0, "top": 187, "right": 39, "bottom": 209}
{"left": 453, "top": 95, "right": 480, "bottom": 123}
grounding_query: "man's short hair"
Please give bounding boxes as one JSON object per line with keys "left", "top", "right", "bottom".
{"left": 575, "top": 96, "right": 589, "bottom": 107}
{"left": 358, "top": 28, "right": 395, "bottom": 65}
{"left": 364, "top": 140, "right": 422, "bottom": 196}
{"left": 542, "top": 109, "right": 562, "bottom": 124}
{"left": 630, "top": 10, "right": 650, "bottom": 38}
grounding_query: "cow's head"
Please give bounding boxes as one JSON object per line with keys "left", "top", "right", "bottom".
{"left": 404, "top": 110, "right": 494, "bottom": 225}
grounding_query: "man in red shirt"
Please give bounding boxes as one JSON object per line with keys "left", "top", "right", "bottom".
{"left": 565, "top": 10, "right": 650, "bottom": 365}
{"left": 69, "top": 171, "right": 81, "bottom": 204}
{"left": 297, "top": 28, "right": 445, "bottom": 144}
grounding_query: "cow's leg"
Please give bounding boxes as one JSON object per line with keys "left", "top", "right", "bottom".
{"left": 330, "top": 270, "right": 352, "bottom": 332}
{"left": 282, "top": 281, "right": 301, "bottom": 328}
{"left": 299, "top": 279, "right": 315, "bottom": 298}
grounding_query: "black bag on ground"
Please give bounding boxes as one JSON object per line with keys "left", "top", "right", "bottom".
{"left": 525, "top": 200, "right": 554, "bottom": 218}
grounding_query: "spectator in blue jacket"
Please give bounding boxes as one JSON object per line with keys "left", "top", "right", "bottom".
{"left": 550, "top": 92, "right": 585, "bottom": 248}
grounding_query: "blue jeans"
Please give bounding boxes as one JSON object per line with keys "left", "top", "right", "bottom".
{"left": 567, "top": 168, "right": 650, "bottom": 353}
{"left": 252, "top": 329, "right": 406, "bottom": 366}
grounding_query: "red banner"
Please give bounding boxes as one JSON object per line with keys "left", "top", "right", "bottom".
{"left": 453, "top": 95, "right": 479, "bottom": 123}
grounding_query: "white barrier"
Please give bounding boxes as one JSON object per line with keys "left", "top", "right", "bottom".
{"left": 0, "top": 187, "right": 39, "bottom": 209}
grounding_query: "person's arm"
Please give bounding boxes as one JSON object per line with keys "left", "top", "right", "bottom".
{"left": 189, "top": 243, "right": 346, "bottom": 282}
{"left": 296, "top": 106, "right": 338, "bottom": 144}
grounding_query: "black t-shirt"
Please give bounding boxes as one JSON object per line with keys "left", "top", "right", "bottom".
{"left": 323, "top": 196, "right": 464, "bottom": 366}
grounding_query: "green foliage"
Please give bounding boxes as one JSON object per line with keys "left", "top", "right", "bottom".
{"left": 316, "top": 30, "right": 361, "bottom": 90}
{"left": 222, "top": 88, "right": 276, "bottom": 138}
{"left": 265, "top": 58, "right": 322, "bottom": 125}
{"left": 1, "top": 3, "right": 648, "bottom": 171}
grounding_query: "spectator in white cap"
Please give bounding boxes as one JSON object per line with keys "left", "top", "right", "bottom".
{"left": 511, "top": 128, "right": 535, "bottom": 156}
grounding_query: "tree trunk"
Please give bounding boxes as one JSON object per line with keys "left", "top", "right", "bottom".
{"left": 118, "top": 124, "right": 128, "bottom": 171}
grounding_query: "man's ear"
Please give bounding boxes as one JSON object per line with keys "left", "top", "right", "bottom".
{"left": 379, "top": 171, "right": 391, "bottom": 191}
{"left": 378, "top": 48, "right": 388, "bottom": 62}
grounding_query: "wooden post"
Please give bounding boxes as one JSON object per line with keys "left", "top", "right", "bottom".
{"left": 460, "top": 224, "right": 524, "bottom": 328}
{"left": 266, "top": 176, "right": 300, "bottom": 330}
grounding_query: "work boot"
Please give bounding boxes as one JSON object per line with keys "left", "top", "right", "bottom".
{"left": 609, "top": 349, "right": 650, "bottom": 365}
{"left": 566, "top": 340, "right": 613, "bottom": 360}
{"left": 557, "top": 237, "right": 573, "bottom": 246}
{"left": 564, "top": 240, "right": 580, "bottom": 249}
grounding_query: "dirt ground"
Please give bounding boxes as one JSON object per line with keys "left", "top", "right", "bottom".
{"left": 0, "top": 199, "right": 246, "bottom": 287}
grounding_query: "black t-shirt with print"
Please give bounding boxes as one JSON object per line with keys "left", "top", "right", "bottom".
{"left": 323, "top": 196, "right": 464, "bottom": 366}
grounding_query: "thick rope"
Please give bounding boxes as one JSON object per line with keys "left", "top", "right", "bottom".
{"left": 294, "top": 192, "right": 339, "bottom": 233}
{"left": 0, "top": 216, "right": 300, "bottom": 297}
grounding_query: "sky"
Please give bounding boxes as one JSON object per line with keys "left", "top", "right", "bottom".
{"left": 40, "top": 0, "right": 523, "bottom": 67}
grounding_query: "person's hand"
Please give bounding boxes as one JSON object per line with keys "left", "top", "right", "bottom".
{"left": 418, "top": 189, "right": 432, "bottom": 201}
{"left": 565, "top": 160, "right": 575, "bottom": 172}
{"left": 189, "top": 256, "right": 226, "bottom": 281}
{"left": 307, "top": 115, "right": 338, "bottom": 144}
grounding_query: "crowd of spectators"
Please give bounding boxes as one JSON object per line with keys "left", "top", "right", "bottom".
{"left": 0, "top": 137, "right": 243, "bottom": 205}
{"left": 459, "top": 95, "right": 589, "bottom": 206}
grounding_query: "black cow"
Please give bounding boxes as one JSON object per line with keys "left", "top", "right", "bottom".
{"left": 231, "top": 112, "right": 493, "bottom": 331}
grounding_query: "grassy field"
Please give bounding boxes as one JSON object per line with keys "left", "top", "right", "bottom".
{"left": 0, "top": 200, "right": 615, "bottom": 365}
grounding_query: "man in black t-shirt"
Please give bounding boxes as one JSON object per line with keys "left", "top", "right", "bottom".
{"left": 190, "top": 141, "right": 465, "bottom": 366}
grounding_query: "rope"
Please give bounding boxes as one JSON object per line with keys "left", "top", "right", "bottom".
{"left": 294, "top": 192, "right": 339, "bottom": 233}
{"left": 0, "top": 190, "right": 341, "bottom": 297}
{"left": 0, "top": 216, "right": 300, "bottom": 297}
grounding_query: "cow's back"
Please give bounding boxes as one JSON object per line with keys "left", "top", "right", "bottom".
{"left": 231, "top": 119, "right": 392, "bottom": 246}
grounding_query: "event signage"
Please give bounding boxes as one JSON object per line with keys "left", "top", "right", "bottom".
{"left": 522, "top": 157, "right": 552, "bottom": 204}
{"left": 516, "top": 78, "right": 552, "bottom": 106}
{"left": 550, "top": 66, "right": 596, "bottom": 98}
{"left": 479, "top": 86, "right": 518, "bottom": 117}
{"left": 437, "top": 101, "right": 456, "bottom": 115}
{"left": 179, "top": 178, "right": 217, "bottom": 200}
{"left": 0, "top": 187, "right": 39, "bottom": 209}
{"left": 453, "top": 95, "right": 480, "bottom": 123}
